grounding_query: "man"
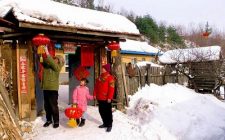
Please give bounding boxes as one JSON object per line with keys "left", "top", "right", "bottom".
{"left": 42, "top": 46, "right": 64, "bottom": 128}
{"left": 93, "top": 63, "right": 115, "bottom": 132}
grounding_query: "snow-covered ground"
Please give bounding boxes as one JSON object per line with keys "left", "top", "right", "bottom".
{"left": 23, "top": 84, "right": 225, "bottom": 140}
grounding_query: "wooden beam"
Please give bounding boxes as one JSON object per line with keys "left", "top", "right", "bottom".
{"left": 0, "top": 27, "right": 15, "bottom": 32}
{"left": 1, "top": 32, "right": 32, "bottom": 38}
{"left": 19, "top": 22, "right": 77, "bottom": 33}
{"left": 19, "top": 21, "right": 141, "bottom": 40}
{"left": 0, "top": 18, "right": 16, "bottom": 28}
{"left": 76, "top": 28, "right": 141, "bottom": 40}
{"left": 48, "top": 34, "right": 104, "bottom": 42}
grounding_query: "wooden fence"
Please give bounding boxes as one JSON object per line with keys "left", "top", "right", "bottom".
{"left": 123, "top": 63, "right": 188, "bottom": 95}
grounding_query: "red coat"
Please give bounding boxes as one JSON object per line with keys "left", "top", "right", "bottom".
{"left": 93, "top": 72, "right": 115, "bottom": 101}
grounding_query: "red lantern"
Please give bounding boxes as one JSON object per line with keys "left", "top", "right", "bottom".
{"left": 107, "top": 42, "right": 120, "bottom": 51}
{"left": 32, "top": 34, "right": 51, "bottom": 62}
{"left": 203, "top": 32, "right": 210, "bottom": 37}
{"left": 32, "top": 33, "right": 50, "bottom": 46}
{"left": 107, "top": 42, "right": 120, "bottom": 57}
{"left": 65, "top": 106, "right": 83, "bottom": 119}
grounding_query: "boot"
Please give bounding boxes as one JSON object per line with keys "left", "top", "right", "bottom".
{"left": 106, "top": 126, "right": 112, "bottom": 132}
{"left": 76, "top": 118, "right": 80, "bottom": 125}
{"left": 98, "top": 124, "right": 106, "bottom": 128}
{"left": 43, "top": 121, "right": 52, "bottom": 127}
{"left": 53, "top": 123, "right": 59, "bottom": 128}
{"left": 79, "top": 118, "right": 85, "bottom": 127}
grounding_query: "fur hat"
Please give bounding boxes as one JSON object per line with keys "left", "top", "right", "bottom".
{"left": 102, "top": 63, "right": 111, "bottom": 72}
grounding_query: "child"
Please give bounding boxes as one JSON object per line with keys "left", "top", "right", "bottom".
{"left": 73, "top": 78, "right": 93, "bottom": 127}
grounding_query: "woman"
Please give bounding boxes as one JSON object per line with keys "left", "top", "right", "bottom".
{"left": 93, "top": 64, "right": 115, "bottom": 132}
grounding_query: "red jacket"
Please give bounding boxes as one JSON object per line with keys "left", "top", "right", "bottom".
{"left": 93, "top": 72, "right": 115, "bottom": 101}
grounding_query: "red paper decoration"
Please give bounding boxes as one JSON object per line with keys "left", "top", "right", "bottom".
{"left": 107, "top": 42, "right": 120, "bottom": 51}
{"left": 65, "top": 106, "right": 82, "bottom": 119}
{"left": 81, "top": 46, "right": 94, "bottom": 67}
{"left": 73, "top": 66, "right": 90, "bottom": 81}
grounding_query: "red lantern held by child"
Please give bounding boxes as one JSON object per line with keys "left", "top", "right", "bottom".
{"left": 32, "top": 34, "right": 50, "bottom": 62}
{"left": 107, "top": 42, "right": 120, "bottom": 57}
{"left": 65, "top": 104, "right": 83, "bottom": 127}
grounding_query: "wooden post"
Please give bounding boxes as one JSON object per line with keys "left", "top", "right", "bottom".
{"left": 147, "top": 64, "right": 151, "bottom": 85}
{"left": 112, "top": 52, "right": 125, "bottom": 110}
{"left": 121, "top": 63, "right": 129, "bottom": 107}
{"left": 16, "top": 41, "right": 31, "bottom": 120}
{"left": 27, "top": 41, "right": 36, "bottom": 120}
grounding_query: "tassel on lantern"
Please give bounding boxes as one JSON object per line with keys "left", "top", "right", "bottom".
{"left": 67, "top": 118, "right": 77, "bottom": 128}
{"left": 37, "top": 45, "right": 45, "bottom": 62}
{"left": 111, "top": 50, "right": 117, "bottom": 57}
{"left": 107, "top": 42, "right": 120, "bottom": 57}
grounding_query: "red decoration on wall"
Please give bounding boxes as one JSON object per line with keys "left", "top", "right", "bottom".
{"left": 65, "top": 106, "right": 83, "bottom": 119}
{"left": 19, "top": 56, "right": 28, "bottom": 94}
{"left": 73, "top": 66, "right": 90, "bottom": 81}
{"left": 107, "top": 42, "right": 120, "bottom": 50}
{"left": 81, "top": 46, "right": 94, "bottom": 67}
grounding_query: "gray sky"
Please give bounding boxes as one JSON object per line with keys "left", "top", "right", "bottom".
{"left": 95, "top": 0, "right": 225, "bottom": 32}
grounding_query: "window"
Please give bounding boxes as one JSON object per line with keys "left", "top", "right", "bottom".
{"left": 142, "top": 58, "right": 146, "bottom": 61}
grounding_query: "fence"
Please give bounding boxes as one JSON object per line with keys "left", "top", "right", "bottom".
{"left": 123, "top": 63, "right": 188, "bottom": 95}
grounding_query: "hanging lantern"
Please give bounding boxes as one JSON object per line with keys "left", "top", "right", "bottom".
{"left": 202, "top": 22, "right": 212, "bottom": 38}
{"left": 107, "top": 42, "right": 120, "bottom": 57}
{"left": 202, "top": 32, "right": 210, "bottom": 38}
{"left": 32, "top": 34, "right": 50, "bottom": 62}
{"left": 65, "top": 104, "right": 83, "bottom": 127}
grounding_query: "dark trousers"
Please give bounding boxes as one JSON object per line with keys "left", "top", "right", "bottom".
{"left": 43, "top": 90, "right": 59, "bottom": 124}
{"left": 98, "top": 100, "right": 113, "bottom": 127}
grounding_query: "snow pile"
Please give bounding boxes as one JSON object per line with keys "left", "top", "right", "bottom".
{"left": 23, "top": 84, "right": 225, "bottom": 140}
{"left": 159, "top": 46, "right": 221, "bottom": 64}
{"left": 0, "top": 0, "right": 139, "bottom": 34}
{"left": 127, "top": 83, "right": 225, "bottom": 140}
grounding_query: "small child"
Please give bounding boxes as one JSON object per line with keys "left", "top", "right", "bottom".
{"left": 73, "top": 78, "right": 93, "bottom": 127}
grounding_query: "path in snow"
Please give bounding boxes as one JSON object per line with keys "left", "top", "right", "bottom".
{"left": 23, "top": 85, "right": 145, "bottom": 140}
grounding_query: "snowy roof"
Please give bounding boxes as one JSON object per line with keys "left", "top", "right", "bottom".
{"left": 120, "top": 39, "right": 161, "bottom": 56}
{"left": 0, "top": 0, "right": 139, "bottom": 35}
{"left": 136, "top": 61, "right": 163, "bottom": 68}
{"left": 159, "top": 46, "right": 221, "bottom": 64}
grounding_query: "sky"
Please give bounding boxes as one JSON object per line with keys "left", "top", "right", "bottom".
{"left": 95, "top": 0, "right": 225, "bottom": 32}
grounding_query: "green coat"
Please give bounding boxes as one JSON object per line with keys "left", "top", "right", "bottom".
{"left": 42, "top": 56, "right": 63, "bottom": 91}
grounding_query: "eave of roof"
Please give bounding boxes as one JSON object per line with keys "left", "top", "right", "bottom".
{"left": 120, "top": 50, "right": 161, "bottom": 56}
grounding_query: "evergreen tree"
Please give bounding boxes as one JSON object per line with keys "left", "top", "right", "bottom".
{"left": 167, "top": 26, "right": 184, "bottom": 47}
{"left": 158, "top": 24, "right": 166, "bottom": 42}
{"left": 135, "top": 15, "right": 159, "bottom": 44}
